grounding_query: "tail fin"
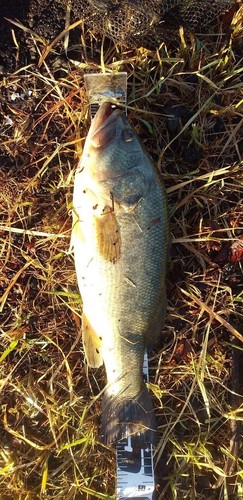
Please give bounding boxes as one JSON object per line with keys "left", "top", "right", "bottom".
{"left": 101, "top": 384, "right": 157, "bottom": 446}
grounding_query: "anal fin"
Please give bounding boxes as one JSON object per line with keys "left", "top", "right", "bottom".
{"left": 82, "top": 313, "right": 103, "bottom": 368}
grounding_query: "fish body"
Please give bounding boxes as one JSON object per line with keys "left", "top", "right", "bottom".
{"left": 71, "top": 102, "right": 170, "bottom": 446}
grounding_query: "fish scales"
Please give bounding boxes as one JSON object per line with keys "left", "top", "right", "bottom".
{"left": 71, "top": 102, "right": 170, "bottom": 446}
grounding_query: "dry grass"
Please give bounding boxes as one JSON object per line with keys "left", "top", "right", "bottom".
{"left": 0, "top": 7, "right": 243, "bottom": 499}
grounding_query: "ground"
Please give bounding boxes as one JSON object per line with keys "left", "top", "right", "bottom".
{"left": 0, "top": 1, "right": 243, "bottom": 499}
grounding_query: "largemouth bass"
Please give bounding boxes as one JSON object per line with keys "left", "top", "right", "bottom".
{"left": 71, "top": 102, "right": 170, "bottom": 446}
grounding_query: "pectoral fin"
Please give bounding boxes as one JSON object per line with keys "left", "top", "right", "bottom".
{"left": 95, "top": 207, "right": 121, "bottom": 263}
{"left": 82, "top": 313, "right": 103, "bottom": 368}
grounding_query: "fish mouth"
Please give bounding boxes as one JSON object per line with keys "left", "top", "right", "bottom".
{"left": 90, "top": 102, "right": 123, "bottom": 148}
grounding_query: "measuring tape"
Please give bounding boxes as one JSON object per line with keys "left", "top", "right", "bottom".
{"left": 84, "top": 72, "right": 127, "bottom": 119}
{"left": 116, "top": 353, "right": 155, "bottom": 499}
{"left": 84, "top": 73, "right": 155, "bottom": 499}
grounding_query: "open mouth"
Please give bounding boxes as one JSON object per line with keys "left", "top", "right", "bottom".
{"left": 90, "top": 102, "right": 122, "bottom": 148}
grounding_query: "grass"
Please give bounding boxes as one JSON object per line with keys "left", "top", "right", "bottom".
{"left": 0, "top": 5, "right": 243, "bottom": 499}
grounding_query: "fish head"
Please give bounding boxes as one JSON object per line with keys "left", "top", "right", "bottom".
{"left": 79, "top": 102, "right": 155, "bottom": 208}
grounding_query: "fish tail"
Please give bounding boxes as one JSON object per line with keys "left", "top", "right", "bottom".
{"left": 101, "top": 384, "right": 157, "bottom": 446}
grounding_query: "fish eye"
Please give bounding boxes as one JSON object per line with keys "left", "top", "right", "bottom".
{"left": 122, "top": 128, "right": 134, "bottom": 142}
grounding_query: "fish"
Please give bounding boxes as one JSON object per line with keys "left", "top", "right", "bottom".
{"left": 71, "top": 101, "right": 170, "bottom": 446}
